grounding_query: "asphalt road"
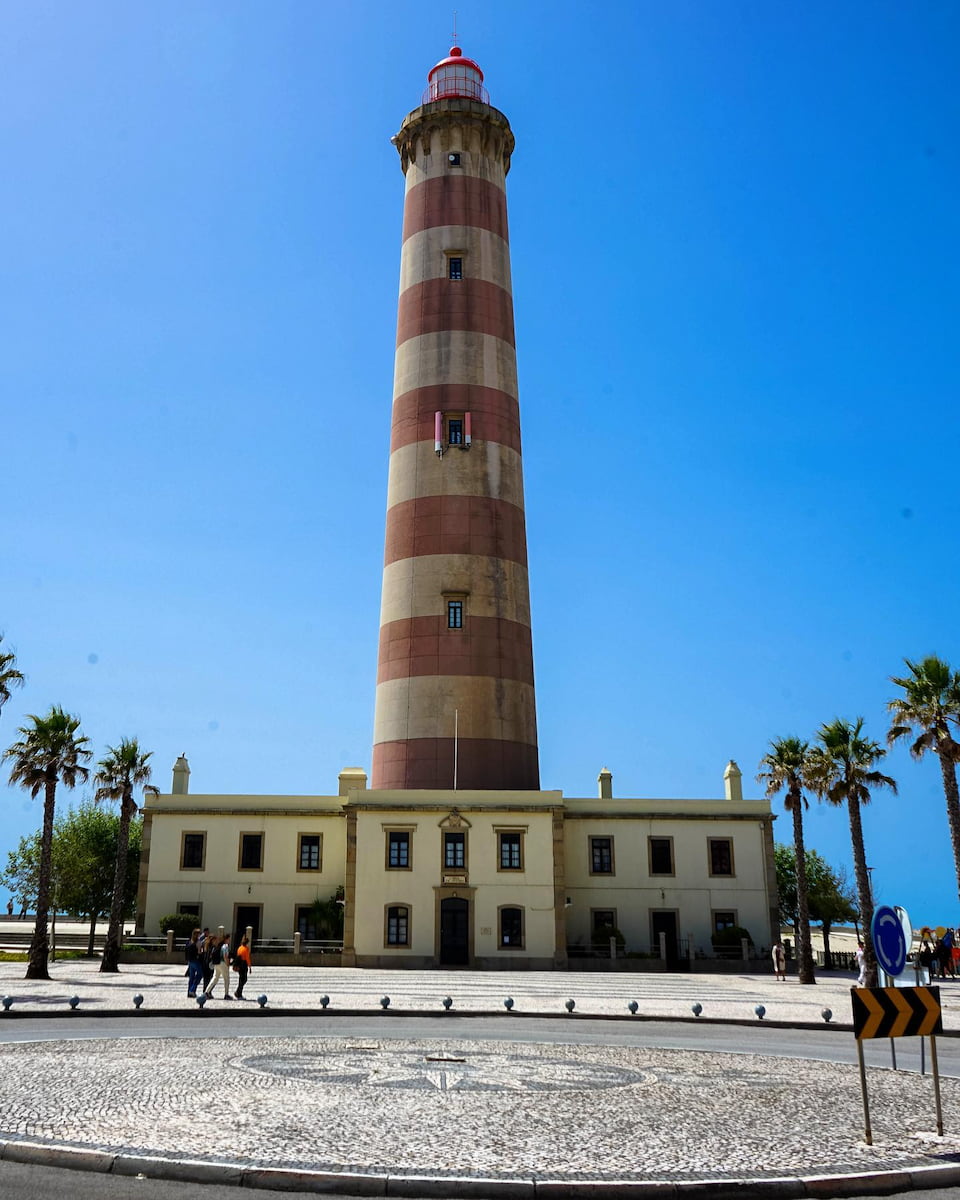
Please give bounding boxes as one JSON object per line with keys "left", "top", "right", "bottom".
{"left": 2, "top": 1160, "right": 960, "bottom": 1200}
{"left": 1, "top": 1012, "right": 958, "bottom": 1076}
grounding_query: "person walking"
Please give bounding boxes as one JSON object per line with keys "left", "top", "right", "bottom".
{"left": 855, "top": 941, "right": 866, "bottom": 987}
{"left": 200, "top": 928, "right": 217, "bottom": 993}
{"left": 233, "top": 935, "right": 251, "bottom": 999}
{"left": 184, "top": 928, "right": 203, "bottom": 997}
{"left": 771, "top": 941, "right": 786, "bottom": 981}
{"left": 204, "top": 933, "right": 233, "bottom": 999}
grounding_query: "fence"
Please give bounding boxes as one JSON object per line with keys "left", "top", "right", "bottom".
{"left": 816, "top": 949, "right": 857, "bottom": 970}
{"left": 123, "top": 933, "right": 344, "bottom": 956}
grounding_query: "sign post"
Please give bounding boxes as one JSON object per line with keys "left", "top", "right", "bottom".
{"left": 872, "top": 905, "right": 908, "bottom": 1072}
{"left": 851, "top": 984, "right": 943, "bottom": 1145}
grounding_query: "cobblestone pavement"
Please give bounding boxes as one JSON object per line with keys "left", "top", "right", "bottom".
{"left": 0, "top": 1033, "right": 959, "bottom": 1186}
{"left": 0, "top": 958, "right": 951, "bottom": 1024}
{"left": 1, "top": 961, "right": 960, "bottom": 1194}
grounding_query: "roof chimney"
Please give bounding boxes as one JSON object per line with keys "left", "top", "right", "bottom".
{"left": 598, "top": 767, "right": 613, "bottom": 800}
{"left": 723, "top": 759, "right": 743, "bottom": 802}
{"left": 338, "top": 767, "right": 368, "bottom": 797}
{"left": 172, "top": 755, "right": 190, "bottom": 795}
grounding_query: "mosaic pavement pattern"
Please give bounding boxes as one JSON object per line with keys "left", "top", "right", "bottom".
{"left": 1, "top": 1036, "right": 959, "bottom": 1182}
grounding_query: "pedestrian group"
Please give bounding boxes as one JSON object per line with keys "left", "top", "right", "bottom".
{"left": 185, "top": 927, "right": 252, "bottom": 999}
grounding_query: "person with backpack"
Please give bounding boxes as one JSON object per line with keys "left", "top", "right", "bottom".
{"left": 200, "top": 929, "right": 217, "bottom": 992}
{"left": 184, "top": 928, "right": 202, "bottom": 997}
{"left": 204, "top": 933, "right": 233, "bottom": 999}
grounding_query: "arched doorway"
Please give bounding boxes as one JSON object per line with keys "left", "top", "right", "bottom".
{"left": 439, "top": 897, "right": 470, "bottom": 966}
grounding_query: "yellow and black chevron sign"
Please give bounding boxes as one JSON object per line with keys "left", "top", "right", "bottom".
{"left": 851, "top": 985, "right": 942, "bottom": 1040}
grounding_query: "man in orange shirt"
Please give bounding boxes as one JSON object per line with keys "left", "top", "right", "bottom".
{"left": 234, "top": 935, "right": 252, "bottom": 999}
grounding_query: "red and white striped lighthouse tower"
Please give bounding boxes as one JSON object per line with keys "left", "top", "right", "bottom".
{"left": 372, "top": 46, "right": 539, "bottom": 792}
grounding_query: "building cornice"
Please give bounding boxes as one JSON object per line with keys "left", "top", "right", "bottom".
{"left": 395, "top": 99, "right": 515, "bottom": 175}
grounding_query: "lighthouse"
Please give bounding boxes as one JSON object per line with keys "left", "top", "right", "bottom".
{"left": 371, "top": 46, "right": 539, "bottom": 792}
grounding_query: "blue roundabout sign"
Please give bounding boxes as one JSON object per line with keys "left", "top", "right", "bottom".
{"left": 871, "top": 904, "right": 907, "bottom": 977}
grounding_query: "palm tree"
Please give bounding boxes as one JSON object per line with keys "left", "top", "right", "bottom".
{"left": 3, "top": 707, "right": 91, "bottom": 978}
{"left": 807, "top": 718, "right": 896, "bottom": 988}
{"left": 0, "top": 635, "right": 25, "bottom": 716}
{"left": 94, "top": 739, "right": 157, "bottom": 973}
{"left": 758, "top": 737, "right": 817, "bottom": 984}
{"left": 888, "top": 656, "right": 960, "bottom": 903}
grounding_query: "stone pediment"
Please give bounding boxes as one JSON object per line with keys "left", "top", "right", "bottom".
{"left": 439, "top": 809, "right": 471, "bottom": 830}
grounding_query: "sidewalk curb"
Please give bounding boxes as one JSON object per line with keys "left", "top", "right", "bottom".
{"left": 3, "top": 1005, "right": 959, "bottom": 1037}
{"left": 2, "top": 1139, "right": 960, "bottom": 1198}
{"left": 0, "top": 1006, "right": 860, "bottom": 1032}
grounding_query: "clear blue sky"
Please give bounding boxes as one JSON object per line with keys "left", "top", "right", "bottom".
{"left": 2, "top": 2, "right": 958, "bottom": 926}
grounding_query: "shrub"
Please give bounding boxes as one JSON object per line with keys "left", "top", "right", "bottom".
{"left": 158, "top": 913, "right": 197, "bottom": 939}
{"left": 711, "top": 925, "right": 754, "bottom": 950}
{"left": 590, "top": 925, "right": 626, "bottom": 954}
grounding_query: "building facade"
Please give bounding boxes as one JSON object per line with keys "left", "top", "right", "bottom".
{"left": 138, "top": 47, "right": 779, "bottom": 967}
{"left": 139, "top": 759, "right": 778, "bottom": 966}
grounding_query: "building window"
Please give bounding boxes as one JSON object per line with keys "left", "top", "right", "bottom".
{"left": 448, "top": 257, "right": 463, "bottom": 280}
{"left": 448, "top": 417, "right": 463, "bottom": 445}
{"left": 177, "top": 902, "right": 201, "bottom": 920}
{"left": 499, "top": 906, "right": 524, "bottom": 949}
{"left": 239, "top": 833, "right": 264, "bottom": 871}
{"left": 709, "top": 838, "right": 734, "bottom": 876}
{"left": 296, "top": 905, "right": 320, "bottom": 940}
{"left": 590, "top": 836, "right": 614, "bottom": 875}
{"left": 713, "top": 910, "right": 737, "bottom": 934}
{"left": 648, "top": 837, "right": 674, "bottom": 876}
{"left": 444, "top": 831, "right": 466, "bottom": 869}
{"left": 447, "top": 152, "right": 461, "bottom": 167}
{"left": 386, "top": 904, "right": 410, "bottom": 946}
{"left": 447, "top": 599, "right": 463, "bottom": 629}
{"left": 180, "top": 832, "right": 205, "bottom": 870}
{"left": 298, "top": 834, "right": 321, "bottom": 872}
{"left": 387, "top": 831, "right": 411, "bottom": 869}
{"left": 498, "top": 832, "right": 523, "bottom": 871}
{"left": 592, "top": 909, "right": 617, "bottom": 934}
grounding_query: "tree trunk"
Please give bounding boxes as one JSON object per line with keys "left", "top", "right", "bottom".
{"left": 847, "top": 792, "right": 876, "bottom": 987}
{"left": 86, "top": 912, "right": 98, "bottom": 957}
{"left": 25, "top": 775, "right": 56, "bottom": 980}
{"left": 821, "top": 920, "right": 832, "bottom": 971}
{"left": 791, "top": 791, "right": 817, "bottom": 984}
{"left": 100, "top": 790, "right": 133, "bottom": 973}
{"left": 937, "top": 748, "right": 960, "bottom": 906}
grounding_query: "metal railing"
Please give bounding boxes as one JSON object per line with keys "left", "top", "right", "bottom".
{"left": 122, "top": 934, "right": 344, "bottom": 955}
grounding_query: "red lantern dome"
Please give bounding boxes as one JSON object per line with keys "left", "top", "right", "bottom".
{"left": 423, "top": 46, "right": 489, "bottom": 105}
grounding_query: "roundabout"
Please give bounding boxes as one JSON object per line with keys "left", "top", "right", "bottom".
{"left": 1, "top": 1031, "right": 960, "bottom": 1195}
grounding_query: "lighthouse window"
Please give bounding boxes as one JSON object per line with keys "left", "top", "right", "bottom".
{"left": 448, "top": 418, "right": 463, "bottom": 445}
{"left": 447, "top": 600, "right": 463, "bottom": 629}
{"left": 448, "top": 152, "right": 461, "bottom": 167}
{"left": 448, "top": 257, "right": 463, "bottom": 280}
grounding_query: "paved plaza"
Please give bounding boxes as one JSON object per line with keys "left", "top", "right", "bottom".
{"left": 0, "top": 956, "right": 948, "bottom": 1023}
{"left": 1, "top": 960, "right": 960, "bottom": 1196}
